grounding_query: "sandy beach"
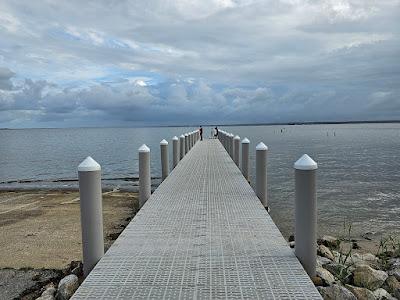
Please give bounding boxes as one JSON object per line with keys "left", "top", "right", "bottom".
{"left": 0, "top": 190, "right": 138, "bottom": 269}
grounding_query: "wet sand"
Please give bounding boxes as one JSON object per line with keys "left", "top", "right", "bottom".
{"left": 0, "top": 190, "right": 138, "bottom": 269}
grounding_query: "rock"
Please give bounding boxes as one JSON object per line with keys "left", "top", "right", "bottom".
{"left": 348, "top": 253, "right": 379, "bottom": 268}
{"left": 389, "top": 258, "right": 400, "bottom": 269}
{"left": 345, "top": 284, "right": 375, "bottom": 300}
{"left": 317, "top": 255, "right": 332, "bottom": 267}
{"left": 384, "top": 276, "right": 400, "bottom": 296}
{"left": 353, "top": 265, "right": 388, "bottom": 290}
{"left": 319, "top": 235, "right": 340, "bottom": 249}
{"left": 317, "top": 284, "right": 356, "bottom": 300}
{"left": 373, "top": 288, "right": 396, "bottom": 300}
{"left": 388, "top": 269, "right": 400, "bottom": 281}
{"left": 36, "top": 283, "right": 56, "bottom": 300}
{"left": 316, "top": 267, "right": 335, "bottom": 286}
{"left": 352, "top": 242, "right": 361, "bottom": 249}
{"left": 324, "top": 262, "right": 353, "bottom": 283}
{"left": 55, "top": 275, "right": 79, "bottom": 300}
{"left": 312, "top": 276, "right": 324, "bottom": 286}
{"left": 289, "top": 241, "right": 295, "bottom": 248}
{"left": 318, "top": 245, "right": 335, "bottom": 261}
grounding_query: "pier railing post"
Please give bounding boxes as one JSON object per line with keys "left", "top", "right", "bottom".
{"left": 160, "top": 139, "right": 169, "bottom": 181}
{"left": 241, "top": 138, "right": 250, "bottom": 181}
{"left": 256, "top": 142, "right": 268, "bottom": 209}
{"left": 185, "top": 134, "right": 189, "bottom": 154}
{"left": 234, "top": 135, "right": 240, "bottom": 166}
{"left": 179, "top": 135, "right": 185, "bottom": 159}
{"left": 78, "top": 156, "right": 104, "bottom": 277}
{"left": 230, "top": 134, "right": 234, "bottom": 159}
{"left": 139, "top": 144, "right": 151, "bottom": 208}
{"left": 294, "top": 154, "right": 317, "bottom": 278}
{"left": 172, "top": 136, "right": 179, "bottom": 168}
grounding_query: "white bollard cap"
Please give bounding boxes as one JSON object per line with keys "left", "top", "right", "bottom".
{"left": 160, "top": 139, "right": 168, "bottom": 145}
{"left": 294, "top": 154, "right": 318, "bottom": 170}
{"left": 78, "top": 156, "right": 101, "bottom": 172}
{"left": 256, "top": 142, "right": 268, "bottom": 151}
{"left": 138, "top": 144, "right": 150, "bottom": 153}
{"left": 242, "top": 138, "right": 250, "bottom": 144}
{"left": 185, "top": 133, "right": 188, "bottom": 136}
{"left": 234, "top": 135, "right": 240, "bottom": 140}
{"left": 180, "top": 134, "right": 185, "bottom": 138}
{"left": 172, "top": 136, "right": 178, "bottom": 140}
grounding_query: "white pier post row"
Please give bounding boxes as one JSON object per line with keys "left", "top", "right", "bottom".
{"left": 256, "top": 142, "right": 268, "bottom": 209}
{"left": 230, "top": 134, "right": 235, "bottom": 159}
{"left": 78, "top": 156, "right": 104, "bottom": 277}
{"left": 294, "top": 154, "right": 318, "bottom": 278}
{"left": 234, "top": 135, "right": 240, "bottom": 166}
{"left": 139, "top": 144, "right": 151, "bottom": 208}
{"left": 241, "top": 138, "right": 250, "bottom": 181}
{"left": 180, "top": 135, "right": 185, "bottom": 159}
{"left": 172, "top": 136, "right": 179, "bottom": 168}
{"left": 189, "top": 132, "right": 192, "bottom": 149}
{"left": 185, "top": 134, "right": 189, "bottom": 154}
{"left": 160, "top": 139, "right": 169, "bottom": 181}
{"left": 227, "top": 133, "right": 231, "bottom": 156}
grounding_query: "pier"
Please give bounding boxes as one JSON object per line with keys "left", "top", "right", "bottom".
{"left": 72, "top": 134, "right": 321, "bottom": 299}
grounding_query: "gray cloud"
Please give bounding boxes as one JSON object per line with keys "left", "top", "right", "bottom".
{"left": 0, "top": 0, "right": 399, "bottom": 127}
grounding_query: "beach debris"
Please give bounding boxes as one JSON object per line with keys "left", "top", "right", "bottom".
{"left": 353, "top": 265, "right": 388, "bottom": 290}
{"left": 317, "top": 284, "right": 357, "bottom": 300}
{"left": 55, "top": 274, "right": 79, "bottom": 300}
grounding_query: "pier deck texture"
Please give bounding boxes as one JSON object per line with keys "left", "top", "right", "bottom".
{"left": 73, "top": 139, "right": 321, "bottom": 299}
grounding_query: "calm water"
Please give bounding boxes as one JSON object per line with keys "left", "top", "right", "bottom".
{"left": 1, "top": 124, "right": 399, "bottom": 239}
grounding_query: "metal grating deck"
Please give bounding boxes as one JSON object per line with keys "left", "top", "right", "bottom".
{"left": 72, "top": 139, "right": 322, "bottom": 299}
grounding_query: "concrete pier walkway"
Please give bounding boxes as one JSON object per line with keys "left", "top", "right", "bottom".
{"left": 73, "top": 139, "right": 321, "bottom": 299}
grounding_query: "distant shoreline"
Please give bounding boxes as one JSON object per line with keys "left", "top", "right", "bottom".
{"left": 1, "top": 120, "right": 400, "bottom": 130}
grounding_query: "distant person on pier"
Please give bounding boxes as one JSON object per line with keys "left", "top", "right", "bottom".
{"left": 199, "top": 126, "right": 203, "bottom": 141}
{"left": 214, "top": 126, "right": 219, "bottom": 137}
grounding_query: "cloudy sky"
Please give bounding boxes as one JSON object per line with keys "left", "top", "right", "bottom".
{"left": 0, "top": 0, "right": 399, "bottom": 128}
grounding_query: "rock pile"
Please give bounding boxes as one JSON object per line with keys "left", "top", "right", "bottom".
{"left": 293, "top": 235, "right": 400, "bottom": 299}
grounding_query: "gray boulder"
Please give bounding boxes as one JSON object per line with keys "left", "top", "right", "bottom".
{"left": 345, "top": 284, "right": 375, "bottom": 300}
{"left": 384, "top": 276, "right": 400, "bottom": 299}
{"left": 316, "top": 267, "right": 336, "bottom": 286}
{"left": 318, "top": 245, "right": 335, "bottom": 261}
{"left": 373, "top": 288, "right": 396, "bottom": 300}
{"left": 36, "top": 283, "right": 56, "bottom": 300}
{"left": 55, "top": 275, "right": 79, "bottom": 300}
{"left": 353, "top": 265, "right": 388, "bottom": 290}
{"left": 319, "top": 235, "right": 340, "bottom": 249}
{"left": 317, "top": 255, "right": 332, "bottom": 267}
{"left": 389, "top": 269, "right": 400, "bottom": 282}
{"left": 317, "top": 284, "right": 356, "bottom": 300}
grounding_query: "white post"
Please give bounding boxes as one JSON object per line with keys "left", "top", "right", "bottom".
{"left": 230, "top": 134, "right": 235, "bottom": 159}
{"left": 172, "top": 136, "right": 179, "bottom": 168}
{"left": 294, "top": 154, "right": 318, "bottom": 277}
{"left": 185, "top": 134, "right": 189, "bottom": 154}
{"left": 256, "top": 142, "right": 268, "bottom": 209}
{"left": 180, "top": 135, "right": 185, "bottom": 158}
{"left": 234, "top": 135, "right": 240, "bottom": 166}
{"left": 139, "top": 144, "right": 151, "bottom": 208}
{"left": 160, "top": 139, "right": 169, "bottom": 181}
{"left": 241, "top": 138, "right": 250, "bottom": 181}
{"left": 78, "top": 156, "right": 104, "bottom": 277}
